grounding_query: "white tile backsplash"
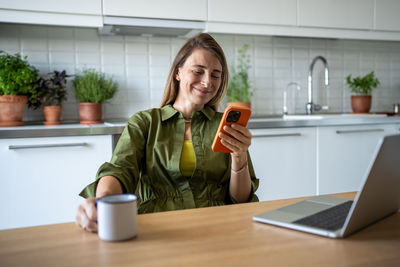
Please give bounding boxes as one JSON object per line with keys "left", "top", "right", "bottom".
{"left": 49, "top": 39, "right": 74, "bottom": 52}
{"left": 1, "top": 23, "right": 400, "bottom": 121}
{"left": 21, "top": 38, "right": 48, "bottom": 51}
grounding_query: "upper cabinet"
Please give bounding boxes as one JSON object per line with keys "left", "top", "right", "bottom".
{"left": 208, "top": 0, "right": 296, "bottom": 26}
{"left": 298, "top": 0, "right": 373, "bottom": 30}
{"left": 103, "top": 0, "right": 207, "bottom": 21}
{"left": 0, "top": 0, "right": 102, "bottom": 27}
{"left": 0, "top": 0, "right": 101, "bottom": 15}
{"left": 375, "top": 0, "right": 400, "bottom": 31}
{"left": 206, "top": 0, "right": 400, "bottom": 41}
{"left": 1, "top": 0, "right": 400, "bottom": 41}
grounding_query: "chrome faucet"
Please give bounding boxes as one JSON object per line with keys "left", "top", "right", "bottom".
{"left": 306, "top": 56, "right": 329, "bottom": 115}
{"left": 283, "top": 82, "right": 301, "bottom": 115}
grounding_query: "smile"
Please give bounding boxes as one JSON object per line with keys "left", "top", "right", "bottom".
{"left": 194, "top": 87, "right": 211, "bottom": 95}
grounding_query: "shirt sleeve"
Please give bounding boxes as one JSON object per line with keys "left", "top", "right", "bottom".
{"left": 79, "top": 113, "right": 148, "bottom": 198}
{"left": 247, "top": 153, "right": 260, "bottom": 202}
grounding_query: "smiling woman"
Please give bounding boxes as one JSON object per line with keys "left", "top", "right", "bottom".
{"left": 76, "top": 33, "right": 259, "bottom": 233}
{"left": 173, "top": 49, "right": 222, "bottom": 123}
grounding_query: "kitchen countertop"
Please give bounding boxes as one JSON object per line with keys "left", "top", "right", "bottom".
{"left": 1, "top": 114, "right": 400, "bottom": 139}
{"left": 0, "top": 121, "right": 126, "bottom": 139}
{"left": 248, "top": 113, "right": 400, "bottom": 129}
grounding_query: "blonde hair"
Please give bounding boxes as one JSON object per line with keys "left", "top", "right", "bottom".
{"left": 160, "top": 33, "right": 228, "bottom": 110}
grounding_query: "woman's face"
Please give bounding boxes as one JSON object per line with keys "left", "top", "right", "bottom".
{"left": 175, "top": 49, "right": 222, "bottom": 109}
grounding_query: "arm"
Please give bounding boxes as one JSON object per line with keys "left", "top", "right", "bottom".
{"left": 219, "top": 123, "right": 252, "bottom": 203}
{"left": 96, "top": 175, "right": 123, "bottom": 197}
{"left": 76, "top": 113, "right": 149, "bottom": 232}
{"left": 75, "top": 176, "right": 123, "bottom": 233}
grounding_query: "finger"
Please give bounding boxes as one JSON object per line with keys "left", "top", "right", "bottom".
{"left": 83, "top": 198, "right": 98, "bottom": 232}
{"left": 220, "top": 132, "right": 245, "bottom": 149}
{"left": 85, "top": 221, "right": 98, "bottom": 233}
{"left": 75, "top": 204, "right": 85, "bottom": 226}
{"left": 231, "top": 124, "right": 252, "bottom": 138}
{"left": 221, "top": 128, "right": 251, "bottom": 147}
{"left": 220, "top": 133, "right": 247, "bottom": 153}
{"left": 75, "top": 199, "right": 98, "bottom": 233}
{"left": 76, "top": 205, "right": 89, "bottom": 230}
{"left": 223, "top": 125, "right": 252, "bottom": 144}
{"left": 221, "top": 138, "right": 240, "bottom": 152}
{"left": 83, "top": 198, "right": 98, "bottom": 221}
{"left": 77, "top": 207, "right": 98, "bottom": 233}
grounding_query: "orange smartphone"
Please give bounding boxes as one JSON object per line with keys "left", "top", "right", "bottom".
{"left": 211, "top": 105, "right": 251, "bottom": 153}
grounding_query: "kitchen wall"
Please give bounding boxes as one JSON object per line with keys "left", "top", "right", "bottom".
{"left": 1, "top": 23, "right": 400, "bottom": 121}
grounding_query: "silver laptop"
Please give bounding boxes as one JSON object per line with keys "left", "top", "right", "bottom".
{"left": 253, "top": 134, "right": 400, "bottom": 238}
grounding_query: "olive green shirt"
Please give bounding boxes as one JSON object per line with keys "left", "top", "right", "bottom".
{"left": 80, "top": 104, "right": 259, "bottom": 213}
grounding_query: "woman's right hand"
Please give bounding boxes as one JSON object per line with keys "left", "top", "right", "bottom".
{"left": 76, "top": 176, "right": 123, "bottom": 233}
{"left": 75, "top": 197, "right": 98, "bottom": 233}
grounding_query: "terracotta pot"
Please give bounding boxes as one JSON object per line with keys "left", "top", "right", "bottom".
{"left": 227, "top": 101, "right": 251, "bottom": 109}
{"left": 79, "top": 102, "right": 103, "bottom": 124}
{"left": 351, "top": 95, "right": 372, "bottom": 113}
{"left": 0, "top": 95, "right": 28, "bottom": 127}
{"left": 43, "top": 105, "right": 62, "bottom": 125}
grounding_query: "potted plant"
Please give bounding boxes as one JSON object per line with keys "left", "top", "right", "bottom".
{"left": 28, "top": 70, "right": 70, "bottom": 125}
{"left": 227, "top": 44, "right": 253, "bottom": 109}
{"left": 0, "top": 51, "right": 38, "bottom": 127}
{"left": 73, "top": 69, "right": 118, "bottom": 124}
{"left": 346, "top": 71, "right": 380, "bottom": 113}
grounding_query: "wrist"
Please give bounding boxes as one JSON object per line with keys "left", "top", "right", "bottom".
{"left": 231, "top": 158, "right": 248, "bottom": 174}
{"left": 231, "top": 152, "right": 247, "bottom": 163}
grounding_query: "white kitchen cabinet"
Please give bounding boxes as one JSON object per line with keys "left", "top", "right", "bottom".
{"left": 317, "top": 124, "right": 398, "bottom": 195}
{"left": 207, "top": 0, "right": 400, "bottom": 41}
{"left": 0, "top": 0, "right": 102, "bottom": 27}
{"left": 298, "top": 0, "right": 374, "bottom": 30}
{"left": 375, "top": 0, "right": 400, "bottom": 31}
{"left": 103, "top": 0, "right": 207, "bottom": 21}
{"left": 0, "top": 135, "right": 112, "bottom": 230}
{"left": 394, "top": 124, "right": 400, "bottom": 134}
{"left": 249, "top": 127, "right": 317, "bottom": 202}
{"left": 208, "top": 0, "right": 296, "bottom": 26}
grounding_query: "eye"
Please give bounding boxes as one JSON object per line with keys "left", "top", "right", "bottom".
{"left": 193, "top": 69, "right": 203, "bottom": 75}
{"left": 212, "top": 73, "right": 221, "bottom": 79}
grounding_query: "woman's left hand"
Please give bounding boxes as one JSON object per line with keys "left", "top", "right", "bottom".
{"left": 219, "top": 123, "right": 252, "bottom": 157}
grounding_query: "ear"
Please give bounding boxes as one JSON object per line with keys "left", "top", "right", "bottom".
{"left": 175, "top": 69, "right": 181, "bottom": 81}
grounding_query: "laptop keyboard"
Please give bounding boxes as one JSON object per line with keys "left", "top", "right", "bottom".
{"left": 293, "top": 200, "right": 354, "bottom": 231}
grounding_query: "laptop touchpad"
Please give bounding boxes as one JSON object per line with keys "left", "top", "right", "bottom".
{"left": 278, "top": 200, "right": 332, "bottom": 216}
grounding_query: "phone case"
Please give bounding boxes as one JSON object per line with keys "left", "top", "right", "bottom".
{"left": 211, "top": 105, "right": 251, "bottom": 153}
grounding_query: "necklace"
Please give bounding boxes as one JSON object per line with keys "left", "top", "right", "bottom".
{"left": 184, "top": 116, "right": 192, "bottom": 123}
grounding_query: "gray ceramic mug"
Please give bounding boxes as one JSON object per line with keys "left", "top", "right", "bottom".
{"left": 97, "top": 194, "right": 138, "bottom": 242}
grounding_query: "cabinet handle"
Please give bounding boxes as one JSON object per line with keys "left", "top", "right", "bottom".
{"left": 252, "top": 133, "right": 302, "bottom": 138}
{"left": 8, "top": 142, "right": 88, "bottom": 150}
{"left": 335, "top": 129, "right": 384, "bottom": 134}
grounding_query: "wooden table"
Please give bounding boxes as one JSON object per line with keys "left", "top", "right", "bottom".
{"left": 1, "top": 192, "right": 399, "bottom": 267}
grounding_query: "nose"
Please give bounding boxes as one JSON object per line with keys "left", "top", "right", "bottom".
{"left": 201, "top": 74, "right": 211, "bottom": 88}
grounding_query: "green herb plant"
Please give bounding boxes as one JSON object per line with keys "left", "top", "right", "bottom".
{"left": 73, "top": 69, "right": 118, "bottom": 103}
{"left": 346, "top": 71, "right": 380, "bottom": 95}
{"left": 28, "top": 70, "right": 70, "bottom": 110}
{"left": 227, "top": 44, "right": 253, "bottom": 102}
{"left": 0, "top": 51, "right": 38, "bottom": 95}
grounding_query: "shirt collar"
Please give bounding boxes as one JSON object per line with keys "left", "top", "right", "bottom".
{"left": 161, "top": 104, "right": 216, "bottom": 122}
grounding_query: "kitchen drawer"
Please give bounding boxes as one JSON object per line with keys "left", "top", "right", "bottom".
{"left": 249, "top": 127, "right": 317, "bottom": 201}
{"left": 0, "top": 135, "right": 112, "bottom": 230}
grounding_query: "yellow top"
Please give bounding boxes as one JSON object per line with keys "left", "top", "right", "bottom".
{"left": 180, "top": 140, "right": 196, "bottom": 177}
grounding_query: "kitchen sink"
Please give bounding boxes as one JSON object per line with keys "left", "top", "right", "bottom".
{"left": 283, "top": 113, "right": 388, "bottom": 120}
